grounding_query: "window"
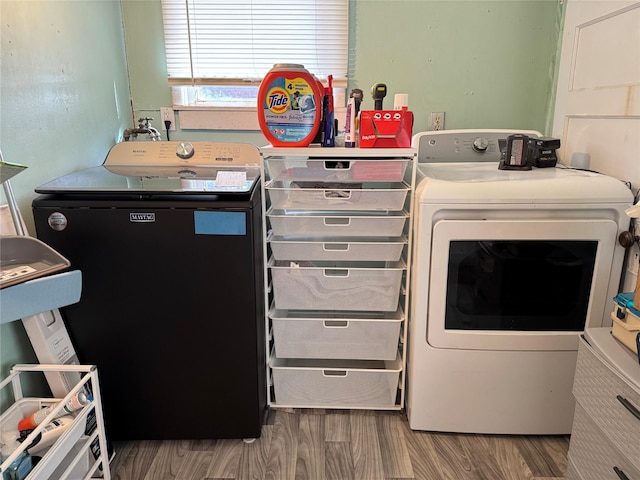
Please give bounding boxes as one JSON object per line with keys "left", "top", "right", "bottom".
{"left": 161, "top": 0, "right": 349, "bottom": 108}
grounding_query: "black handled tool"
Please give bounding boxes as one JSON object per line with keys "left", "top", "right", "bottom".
{"left": 371, "top": 83, "right": 387, "bottom": 110}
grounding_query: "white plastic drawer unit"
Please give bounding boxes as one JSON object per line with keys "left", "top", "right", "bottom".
{"left": 268, "top": 234, "right": 407, "bottom": 262}
{"left": 269, "top": 352, "right": 402, "bottom": 408}
{"left": 267, "top": 208, "right": 409, "bottom": 238}
{"left": 269, "top": 258, "right": 405, "bottom": 312}
{"left": 270, "top": 305, "right": 403, "bottom": 360}
{"left": 566, "top": 404, "right": 640, "bottom": 480}
{"left": 266, "top": 181, "right": 409, "bottom": 211}
{"left": 265, "top": 157, "right": 411, "bottom": 183}
{"left": 573, "top": 337, "right": 640, "bottom": 470}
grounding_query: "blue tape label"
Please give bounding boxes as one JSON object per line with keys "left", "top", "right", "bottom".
{"left": 194, "top": 211, "right": 246, "bottom": 235}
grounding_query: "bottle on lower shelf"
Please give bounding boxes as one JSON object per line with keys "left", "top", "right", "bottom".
{"left": 1, "top": 431, "right": 33, "bottom": 480}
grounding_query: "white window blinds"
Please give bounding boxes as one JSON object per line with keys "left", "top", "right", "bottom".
{"left": 161, "top": 0, "right": 349, "bottom": 85}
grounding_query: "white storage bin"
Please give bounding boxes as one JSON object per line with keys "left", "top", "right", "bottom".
{"left": 267, "top": 208, "right": 409, "bottom": 238}
{"left": 49, "top": 440, "right": 92, "bottom": 479}
{"left": 0, "top": 364, "right": 110, "bottom": 480}
{"left": 266, "top": 181, "right": 409, "bottom": 211}
{"left": 0, "top": 398, "right": 58, "bottom": 433}
{"left": 265, "top": 157, "right": 410, "bottom": 182}
{"left": 0, "top": 399, "right": 87, "bottom": 478}
{"left": 270, "top": 353, "right": 402, "bottom": 407}
{"left": 268, "top": 234, "right": 406, "bottom": 262}
{"left": 269, "top": 258, "right": 405, "bottom": 312}
{"left": 270, "top": 305, "right": 403, "bottom": 360}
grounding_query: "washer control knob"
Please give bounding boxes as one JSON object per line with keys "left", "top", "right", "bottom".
{"left": 472, "top": 137, "right": 489, "bottom": 152}
{"left": 176, "top": 142, "right": 195, "bottom": 159}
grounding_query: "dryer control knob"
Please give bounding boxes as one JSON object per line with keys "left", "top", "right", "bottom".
{"left": 472, "top": 137, "right": 489, "bottom": 152}
{"left": 176, "top": 142, "right": 195, "bottom": 159}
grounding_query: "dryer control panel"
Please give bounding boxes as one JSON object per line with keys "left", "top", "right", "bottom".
{"left": 414, "top": 129, "right": 542, "bottom": 164}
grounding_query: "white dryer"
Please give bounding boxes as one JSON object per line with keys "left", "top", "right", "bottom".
{"left": 407, "top": 129, "right": 633, "bottom": 434}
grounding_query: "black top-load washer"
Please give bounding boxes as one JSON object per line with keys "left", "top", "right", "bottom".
{"left": 32, "top": 141, "right": 266, "bottom": 440}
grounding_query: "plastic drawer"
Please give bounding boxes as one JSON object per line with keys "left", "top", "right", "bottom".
{"left": 267, "top": 208, "right": 409, "bottom": 238}
{"left": 269, "top": 258, "right": 405, "bottom": 312}
{"left": 265, "top": 157, "right": 410, "bottom": 182}
{"left": 266, "top": 181, "right": 409, "bottom": 211}
{"left": 566, "top": 404, "right": 640, "bottom": 480}
{"left": 268, "top": 234, "right": 406, "bottom": 262}
{"left": 573, "top": 337, "right": 640, "bottom": 469}
{"left": 270, "top": 305, "right": 403, "bottom": 360}
{"left": 269, "top": 353, "right": 402, "bottom": 407}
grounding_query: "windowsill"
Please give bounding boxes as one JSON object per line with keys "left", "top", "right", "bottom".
{"left": 175, "top": 106, "right": 260, "bottom": 131}
{"left": 174, "top": 105, "right": 348, "bottom": 132}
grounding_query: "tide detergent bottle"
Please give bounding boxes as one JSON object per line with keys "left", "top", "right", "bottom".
{"left": 258, "top": 64, "right": 324, "bottom": 147}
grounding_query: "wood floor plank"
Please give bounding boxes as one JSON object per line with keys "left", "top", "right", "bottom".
{"left": 458, "top": 434, "right": 524, "bottom": 480}
{"left": 326, "top": 442, "right": 354, "bottom": 480}
{"left": 538, "top": 436, "right": 570, "bottom": 474}
{"left": 350, "top": 413, "right": 385, "bottom": 480}
{"left": 376, "top": 414, "right": 414, "bottom": 479}
{"left": 455, "top": 434, "right": 500, "bottom": 480}
{"left": 514, "top": 436, "right": 565, "bottom": 477}
{"left": 237, "top": 424, "right": 274, "bottom": 480}
{"left": 295, "top": 413, "right": 325, "bottom": 480}
{"left": 142, "top": 440, "right": 190, "bottom": 480}
{"left": 110, "top": 440, "right": 162, "bottom": 480}
{"left": 264, "top": 410, "right": 300, "bottom": 480}
{"left": 189, "top": 439, "right": 218, "bottom": 451}
{"left": 429, "top": 432, "right": 477, "bottom": 480}
{"left": 206, "top": 439, "right": 244, "bottom": 479}
{"left": 325, "top": 413, "right": 350, "bottom": 442}
{"left": 106, "top": 410, "right": 571, "bottom": 480}
{"left": 486, "top": 435, "right": 534, "bottom": 480}
{"left": 399, "top": 422, "right": 443, "bottom": 480}
{"left": 176, "top": 451, "right": 213, "bottom": 480}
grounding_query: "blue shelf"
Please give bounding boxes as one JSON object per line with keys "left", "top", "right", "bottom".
{"left": 0, "top": 270, "right": 82, "bottom": 324}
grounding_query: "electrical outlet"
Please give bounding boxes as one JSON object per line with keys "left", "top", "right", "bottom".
{"left": 160, "top": 107, "right": 176, "bottom": 131}
{"left": 431, "top": 112, "right": 445, "bottom": 131}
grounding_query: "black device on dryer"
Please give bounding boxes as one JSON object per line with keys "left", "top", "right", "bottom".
{"left": 499, "top": 134, "right": 561, "bottom": 169}
{"left": 528, "top": 136, "right": 560, "bottom": 168}
{"left": 499, "top": 134, "right": 532, "bottom": 170}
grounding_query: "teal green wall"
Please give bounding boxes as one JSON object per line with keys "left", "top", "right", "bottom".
{"left": 349, "top": 0, "right": 562, "bottom": 133}
{"left": 122, "top": 0, "right": 563, "bottom": 141}
{"left": 0, "top": 0, "right": 563, "bottom": 387}
{"left": 0, "top": 1, "right": 131, "bottom": 384}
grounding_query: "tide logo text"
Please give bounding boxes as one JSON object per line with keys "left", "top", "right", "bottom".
{"left": 266, "top": 87, "right": 289, "bottom": 114}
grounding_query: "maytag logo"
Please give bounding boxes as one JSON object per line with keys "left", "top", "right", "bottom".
{"left": 130, "top": 213, "right": 155, "bottom": 223}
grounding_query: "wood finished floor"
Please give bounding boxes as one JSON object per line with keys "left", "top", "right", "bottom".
{"left": 108, "top": 409, "right": 569, "bottom": 480}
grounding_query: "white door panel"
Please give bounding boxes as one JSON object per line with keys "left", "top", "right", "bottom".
{"left": 553, "top": 1, "right": 640, "bottom": 190}
{"left": 563, "top": 116, "right": 640, "bottom": 182}
{"left": 553, "top": 0, "right": 639, "bottom": 292}
{"left": 570, "top": 4, "right": 640, "bottom": 91}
